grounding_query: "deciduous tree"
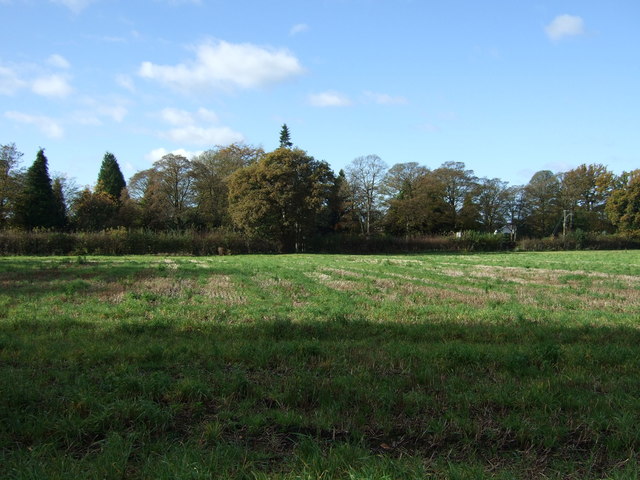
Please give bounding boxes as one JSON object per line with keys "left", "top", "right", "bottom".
{"left": 432, "top": 161, "right": 477, "bottom": 231}
{"left": 0, "top": 143, "right": 24, "bottom": 228}
{"left": 522, "top": 170, "right": 561, "bottom": 237}
{"left": 191, "top": 144, "right": 263, "bottom": 228}
{"left": 606, "top": 170, "right": 640, "bottom": 232}
{"left": 229, "top": 147, "right": 334, "bottom": 252}
{"left": 346, "top": 154, "right": 388, "bottom": 235}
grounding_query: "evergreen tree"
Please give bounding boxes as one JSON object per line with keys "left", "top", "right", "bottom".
{"left": 16, "top": 149, "right": 59, "bottom": 230}
{"left": 279, "top": 124, "right": 293, "bottom": 149}
{"left": 52, "top": 177, "right": 68, "bottom": 229}
{"left": 96, "top": 151, "right": 126, "bottom": 201}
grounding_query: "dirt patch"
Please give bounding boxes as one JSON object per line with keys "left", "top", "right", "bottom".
{"left": 204, "top": 275, "right": 246, "bottom": 305}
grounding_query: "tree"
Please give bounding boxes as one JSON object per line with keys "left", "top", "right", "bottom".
{"left": 96, "top": 152, "right": 126, "bottom": 201}
{"left": 52, "top": 178, "right": 68, "bottom": 229}
{"left": 559, "top": 164, "right": 614, "bottom": 232}
{"left": 0, "top": 143, "right": 24, "bottom": 228}
{"left": 228, "top": 147, "right": 334, "bottom": 252}
{"left": 605, "top": 170, "right": 640, "bottom": 232}
{"left": 432, "top": 161, "right": 477, "bottom": 231}
{"left": 382, "top": 162, "right": 429, "bottom": 200}
{"left": 15, "top": 149, "right": 64, "bottom": 230}
{"left": 384, "top": 173, "right": 449, "bottom": 236}
{"left": 279, "top": 124, "right": 293, "bottom": 149}
{"left": 324, "top": 169, "right": 353, "bottom": 232}
{"left": 191, "top": 144, "right": 264, "bottom": 228}
{"left": 71, "top": 188, "right": 117, "bottom": 231}
{"left": 474, "top": 178, "right": 510, "bottom": 233}
{"left": 522, "top": 170, "right": 561, "bottom": 237}
{"left": 346, "top": 154, "right": 388, "bottom": 235}
{"left": 154, "top": 154, "right": 196, "bottom": 229}
{"left": 128, "top": 168, "right": 167, "bottom": 229}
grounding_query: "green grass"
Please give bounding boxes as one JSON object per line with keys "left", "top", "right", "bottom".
{"left": 1, "top": 251, "right": 640, "bottom": 479}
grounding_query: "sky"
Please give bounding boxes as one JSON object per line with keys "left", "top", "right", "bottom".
{"left": 1, "top": 0, "right": 639, "bottom": 189}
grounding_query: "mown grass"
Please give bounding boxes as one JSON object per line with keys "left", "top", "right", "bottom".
{"left": 1, "top": 251, "right": 640, "bottom": 479}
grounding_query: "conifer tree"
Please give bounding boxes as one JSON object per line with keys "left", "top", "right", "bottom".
{"left": 16, "top": 149, "right": 59, "bottom": 229}
{"left": 96, "top": 151, "right": 126, "bottom": 201}
{"left": 52, "top": 177, "right": 68, "bottom": 229}
{"left": 279, "top": 124, "right": 293, "bottom": 149}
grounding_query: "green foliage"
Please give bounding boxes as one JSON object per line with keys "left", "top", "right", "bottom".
{"left": 606, "top": 170, "right": 640, "bottom": 232}
{"left": 14, "top": 149, "right": 65, "bottom": 230}
{"left": 95, "top": 151, "right": 126, "bottom": 201}
{"left": 71, "top": 188, "right": 118, "bottom": 231}
{"left": 229, "top": 148, "right": 335, "bottom": 252}
{"left": 279, "top": 123, "right": 293, "bottom": 148}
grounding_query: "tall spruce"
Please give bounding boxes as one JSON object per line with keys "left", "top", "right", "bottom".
{"left": 17, "top": 149, "right": 61, "bottom": 229}
{"left": 96, "top": 152, "right": 126, "bottom": 201}
{"left": 279, "top": 124, "right": 293, "bottom": 149}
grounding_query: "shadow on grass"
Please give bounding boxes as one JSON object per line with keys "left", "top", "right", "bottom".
{"left": 1, "top": 257, "right": 640, "bottom": 478}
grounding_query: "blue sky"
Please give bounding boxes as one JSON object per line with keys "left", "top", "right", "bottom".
{"left": 1, "top": 0, "right": 639, "bottom": 188}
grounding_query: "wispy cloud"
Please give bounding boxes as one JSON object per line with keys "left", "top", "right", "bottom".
{"left": 0, "top": 65, "right": 26, "bottom": 95}
{"left": 139, "top": 40, "right": 304, "bottom": 93}
{"left": 47, "top": 54, "right": 71, "bottom": 69}
{"left": 160, "top": 107, "right": 219, "bottom": 126}
{"left": 157, "top": 107, "right": 243, "bottom": 146}
{"left": 115, "top": 74, "right": 135, "bottom": 92}
{"left": 363, "top": 91, "right": 408, "bottom": 105}
{"left": 161, "top": 0, "right": 202, "bottom": 5}
{"left": 290, "top": 23, "right": 309, "bottom": 36}
{"left": 308, "top": 91, "right": 353, "bottom": 107}
{"left": 49, "top": 0, "right": 96, "bottom": 14}
{"left": 161, "top": 125, "right": 244, "bottom": 146}
{"left": 31, "top": 74, "right": 73, "bottom": 97}
{"left": 545, "top": 14, "right": 585, "bottom": 41}
{"left": 75, "top": 96, "right": 129, "bottom": 124}
{"left": 5, "top": 111, "right": 64, "bottom": 138}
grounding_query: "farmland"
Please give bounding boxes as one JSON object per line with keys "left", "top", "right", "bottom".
{"left": 1, "top": 251, "right": 640, "bottom": 479}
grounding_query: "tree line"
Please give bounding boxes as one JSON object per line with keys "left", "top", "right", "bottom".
{"left": 1, "top": 125, "right": 639, "bottom": 252}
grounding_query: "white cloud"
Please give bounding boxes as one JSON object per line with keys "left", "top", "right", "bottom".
{"left": 139, "top": 40, "right": 304, "bottom": 92}
{"left": 75, "top": 96, "right": 129, "bottom": 124}
{"left": 160, "top": 108, "right": 197, "bottom": 126}
{"left": 145, "top": 147, "right": 203, "bottom": 163}
{"left": 0, "top": 66, "right": 26, "bottom": 95}
{"left": 160, "top": 107, "right": 218, "bottom": 125}
{"left": 47, "top": 54, "right": 71, "bottom": 69}
{"left": 5, "top": 111, "right": 64, "bottom": 138}
{"left": 162, "top": 125, "right": 244, "bottom": 146}
{"left": 364, "top": 91, "right": 408, "bottom": 105}
{"left": 31, "top": 74, "right": 73, "bottom": 97}
{"left": 115, "top": 74, "right": 135, "bottom": 92}
{"left": 156, "top": 107, "right": 242, "bottom": 146}
{"left": 290, "top": 23, "right": 309, "bottom": 36}
{"left": 49, "top": 0, "right": 95, "bottom": 13}
{"left": 98, "top": 104, "right": 127, "bottom": 122}
{"left": 545, "top": 14, "right": 585, "bottom": 41}
{"left": 308, "top": 91, "right": 353, "bottom": 107}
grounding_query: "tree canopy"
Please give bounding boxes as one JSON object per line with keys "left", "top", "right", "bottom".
{"left": 96, "top": 152, "right": 126, "bottom": 201}
{"left": 229, "top": 147, "right": 334, "bottom": 252}
{"left": 15, "top": 149, "right": 65, "bottom": 230}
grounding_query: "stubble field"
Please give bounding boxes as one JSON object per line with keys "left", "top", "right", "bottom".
{"left": 1, "top": 251, "right": 639, "bottom": 479}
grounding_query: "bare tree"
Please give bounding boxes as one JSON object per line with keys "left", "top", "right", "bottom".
{"left": 346, "top": 154, "right": 388, "bottom": 235}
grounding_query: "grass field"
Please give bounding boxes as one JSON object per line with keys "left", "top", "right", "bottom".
{"left": 1, "top": 251, "right": 640, "bottom": 479}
